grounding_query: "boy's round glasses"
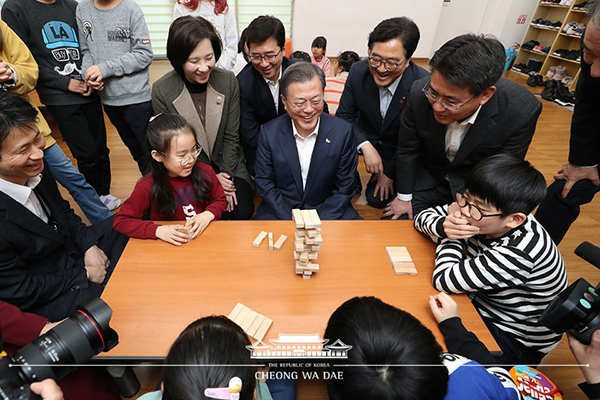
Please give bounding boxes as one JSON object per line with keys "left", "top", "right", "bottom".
{"left": 162, "top": 146, "right": 201, "bottom": 166}
{"left": 455, "top": 191, "right": 504, "bottom": 221}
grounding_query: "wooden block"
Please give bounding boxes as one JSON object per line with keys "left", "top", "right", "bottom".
{"left": 294, "top": 240, "right": 304, "bottom": 252}
{"left": 240, "top": 310, "right": 259, "bottom": 332}
{"left": 228, "top": 303, "right": 245, "bottom": 320}
{"left": 294, "top": 251, "right": 300, "bottom": 260}
{"left": 273, "top": 234, "right": 288, "bottom": 250}
{"left": 307, "top": 229, "right": 318, "bottom": 238}
{"left": 313, "top": 234, "right": 323, "bottom": 244}
{"left": 292, "top": 209, "right": 304, "bottom": 228}
{"left": 308, "top": 209, "right": 321, "bottom": 228}
{"left": 252, "top": 231, "right": 268, "bottom": 247}
{"left": 303, "top": 275, "right": 311, "bottom": 280}
{"left": 385, "top": 246, "right": 412, "bottom": 262}
{"left": 308, "top": 252, "right": 318, "bottom": 260}
{"left": 301, "top": 209, "right": 314, "bottom": 229}
{"left": 246, "top": 314, "right": 266, "bottom": 338}
{"left": 299, "top": 251, "right": 309, "bottom": 264}
{"left": 253, "top": 317, "right": 273, "bottom": 341}
{"left": 311, "top": 245, "right": 321, "bottom": 251}
{"left": 391, "top": 261, "right": 417, "bottom": 276}
{"left": 305, "top": 237, "right": 314, "bottom": 245}
{"left": 268, "top": 232, "right": 274, "bottom": 251}
{"left": 232, "top": 305, "right": 252, "bottom": 325}
{"left": 296, "top": 229, "right": 306, "bottom": 237}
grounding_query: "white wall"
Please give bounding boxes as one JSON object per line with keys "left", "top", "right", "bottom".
{"left": 498, "top": 0, "right": 538, "bottom": 48}
{"left": 291, "top": 0, "right": 445, "bottom": 58}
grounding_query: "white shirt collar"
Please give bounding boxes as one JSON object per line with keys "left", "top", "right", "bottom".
{"left": 292, "top": 117, "right": 320, "bottom": 140}
{"left": 380, "top": 74, "right": 403, "bottom": 96}
{"left": 0, "top": 174, "right": 42, "bottom": 205}
{"left": 458, "top": 105, "right": 483, "bottom": 126}
{"left": 263, "top": 65, "right": 283, "bottom": 86}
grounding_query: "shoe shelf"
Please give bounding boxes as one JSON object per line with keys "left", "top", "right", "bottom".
{"left": 514, "top": 0, "right": 589, "bottom": 91}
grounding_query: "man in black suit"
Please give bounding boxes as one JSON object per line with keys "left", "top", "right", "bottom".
{"left": 254, "top": 62, "right": 359, "bottom": 220}
{"left": 237, "top": 15, "right": 293, "bottom": 176}
{"left": 336, "top": 17, "right": 429, "bottom": 209}
{"left": 0, "top": 91, "right": 127, "bottom": 321}
{"left": 535, "top": 1, "right": 600, "bottom": 245}
{"left": 385, "top": 34, "right": 542, "bottom": 219}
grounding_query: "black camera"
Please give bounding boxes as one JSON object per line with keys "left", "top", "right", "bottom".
{"left": 539, "top": 241, "right": 600, "bottom": 345}
{"left": 0, "top": 298, "right": 118, "bottom": 400}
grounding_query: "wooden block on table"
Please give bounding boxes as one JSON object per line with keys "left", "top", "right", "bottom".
{"left": 268, "top": 232, "right": 274, "bottom": 251}
{"left": 273, "top": 234, "right": 287, "bottom": 250}
{"left": 305, "top": 237, "right": 314, "bottom": 245}
{"left": 391, "top": 261, "right": 418, "bottom": 275}
{"left": 299, "top": 251, "right": 309, "bottom": 264}
{"left": 313, "top": 234, "right": 323, "bottom": 244}
{"left": 308, "top": 252, "right": 318, "bottom": 260}
{"left": 301, "top": 209, "right": 314, "bottom": 229}
{"left": 228, "top": 303, "right": 246, "bottom": 320}
{"left": 307, "top": 229, "right": 318, "bottom": 238}
{"left": 385, "top": 246, "right": 412, "bottom": 262}
{"left": 306, "top": 263, "right": 319, "bottom": 272}
{"left": 294, "top": 240, "right": 304, "bottom": 252}
{"left": 296, "top": 229, "right": 306, "bottom": 237}
{"left": 294, "top": 251, "right": 300, "bottom": 260}
{"left": 308, "top": 209, "right": 322, "bottom": 228}
{"left": 311, "top": 245, "right": 321, "bottom": 251}
{"left": 303, "top": 275, "right": 311, "bottom": 280}
{"left": 253, "top": 317, "right": 273, "bottom": 341}
{"left": 240, "top": 310, "right": 259, "bottom": 332}
{"left": 246, "top": 314, "right": 266, "bottom": 338}
{"left": 292, "top": 209, "right": 304, "bottom": 228}
{"left": 231, "top": 305, "right": 252, "bottom": 325}
{"left": 252, "top": 231, "right": 268, "bottom": 247}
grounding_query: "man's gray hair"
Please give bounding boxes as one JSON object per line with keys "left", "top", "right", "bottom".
{"left": 280, "top": 62, "right": 326, "bottom": 99}
{"left": 589, "top": 0, "right": 600, "bottom": 30}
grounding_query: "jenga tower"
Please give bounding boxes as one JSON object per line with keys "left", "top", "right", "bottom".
{"left": 291, "top": 209, "right": 322, "bottom": 280}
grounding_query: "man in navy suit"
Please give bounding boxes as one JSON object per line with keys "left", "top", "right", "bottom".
{"left": 0, "top": 91, "right": 127, "bottom": 321}
{"left": 237, "top": 15, "right": 293, "bottom": 177}
{"left": 254, "top": 62, "right": 359, "bottom": 220}
{"left": 336, "top": 17, "right": 429, "bottom": 209}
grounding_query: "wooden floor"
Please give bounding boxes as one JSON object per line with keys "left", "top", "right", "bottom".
{"left": 46, "top": 61, "right": 599, "bottom": 399}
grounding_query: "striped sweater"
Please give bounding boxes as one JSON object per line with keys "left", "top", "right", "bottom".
{"left": 414, "top": 205, "right": 568, "bottom": 353}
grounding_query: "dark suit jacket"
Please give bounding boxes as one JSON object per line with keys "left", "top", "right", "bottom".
{"left": 152, "top": 68, "right": 252, "bottom": 187}
{"left": 336, "top": 59, "right": 430, "bottom": 179}
{"left": 569, "top": 33, "right": 600, "bottom": 170}
{"left": 254, "top": 113, "right": 359, "bottom": 220}
{"left": 0, "top": 167, "right": 99, "bottom": 316}
{"left": 237, "top": 57, "right": 294, "bottom": 175}
{"left": 395, "top": 77, "right": 543, "bottom": 195}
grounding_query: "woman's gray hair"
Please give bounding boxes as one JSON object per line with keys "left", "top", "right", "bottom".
{"left": 280, "top": 62, "right": 326, "bottom": 98}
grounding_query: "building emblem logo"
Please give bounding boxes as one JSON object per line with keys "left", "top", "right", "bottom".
{"left": 246, "top": 333, "right": 351, "bottom": 359}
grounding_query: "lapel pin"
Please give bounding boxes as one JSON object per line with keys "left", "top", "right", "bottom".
{"left": 216, "top": 96, "right": 223, "bottom": 106}
{"left": 400, "top": 96, "right": 406, "bottom": 105}
{"left": 325, "top": 138, "right": 331, "bottom": 144}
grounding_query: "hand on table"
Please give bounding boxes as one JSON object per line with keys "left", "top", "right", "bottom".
{"left": 156, "top": 224, "right": 190, "bottom": 246}
{"left": 429, "top": 292, "right": 460, "bottom": 323}
{"left": 383, "top": 197, "right": 413, "bottom": 220}
{"left": 361, "top": 143, "right": 383, "bottom": 174}
{"left": 568, "top": 330, "right": 600, "bottom": 385}
{"left": 185, "top": 211, "right": 215, "bottom": 239}
{"left": 555, "top": 163, "right": 600, "bottom": 198}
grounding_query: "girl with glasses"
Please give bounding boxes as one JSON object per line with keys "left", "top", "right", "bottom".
{"left": 114, "top": 114, "right": 227, "bottom": 246}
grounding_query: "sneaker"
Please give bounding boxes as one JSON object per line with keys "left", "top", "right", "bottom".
{"left": 551, "top": 21, "right": 562, "bottom": 29}
{"left": 532, "top": 18, "right": 544, "bottom": 26}
{"left": 546, "top": 66, "right": 557, "bottom": 79}
{"left": 522, "top": 40, "right": 540, "bottom": 50}
{"left": 100, "top": 194, "right": 122, "bottom": 211}
{"left": 563, "top": 21, "right": 578, "bottom": 33}
{"left": 562, "top": 75, "right": 574, "bottom": 85}
{"left": 533, "top": 44, "right": 545, "bottom": 52}
{"left": 566, "top": 22, "right": 586, "bottom": 35}
{"left": 574, "top": 2, "right": 588, "bottom": 10}
{"left": 553, "top": 66, "right": 567, "bottom": 81}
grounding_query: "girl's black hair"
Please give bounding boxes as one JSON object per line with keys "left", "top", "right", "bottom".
{"left": 146, "top": 113, "right": 212, "bottom": 217}
{"left": 163, "top": 316, "right": 257, "bottom": 400}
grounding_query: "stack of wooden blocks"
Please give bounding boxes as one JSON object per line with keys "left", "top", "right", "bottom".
{"left": 292, "top": 209, "right": 322, "bottom": 280}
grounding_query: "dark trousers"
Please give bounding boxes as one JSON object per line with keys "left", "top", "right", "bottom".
{"left": 103, "top": 101, "right": 153, "bottom": 175}
{"left": 482, "top": 317, "right": 546, "bottom": 367}
{"left": 31, "top": 216, "right": 129, "bottom": 321}
{"left": 46, "top": 101, "right": 111, "bottom": 196}
{"left": 365, "top": 176, "right": 393, "bottom": 209}
{"left": 535, "top": 179, "right": 600, "bottom": 245}
{"left": 389, "top": 180, "right": 453, "bottom": 220}
{"left": 227, "top": 176, "right": 255, "bottom": 220}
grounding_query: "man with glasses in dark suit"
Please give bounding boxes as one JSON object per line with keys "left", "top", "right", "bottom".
{"left": 385, "top": 33, "right": 542, "bottom": 219}
{"left": 336, "top": 17, "right": 429, "bottom": 210}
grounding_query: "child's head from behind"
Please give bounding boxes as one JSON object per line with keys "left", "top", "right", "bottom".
{"left": 461, "top": 154, "right": 547, "bottom": 237}
{"left": 290, "top": 50, "right": 311, "bottom": 63}
{"left": 163, "top": 316, "right": 256, "bottom": 400}
{"left": 148, "top": 113, "right": 198, "bottom": 179}
{"left": 311, "top": 36, "right": 327, "bottom": 60}
{"left": 325, "top": 297, "right": 448, "bottom": 400}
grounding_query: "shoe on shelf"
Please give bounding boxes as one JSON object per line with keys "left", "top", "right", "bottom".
{"left": 532, "top": 18, "right": 544, "bottom": 26}
{"left": 552, "top": 48, "right": 569, "bottom": 58}
{"left": 546, "top": 66, "right": 558, "bottom": 79}
{"left": 522, "top": 40, "right": 540, "bottom": 50}
{"left": 542, "top": 46, "right": 551, "bottom": 53}
{"left": 565, "top": 49, "right": 581, "bottom": 60}
{"left": 100, "top": 194, "right": 122, "bottom": 211}
{"left": 563, "top": 21, "right": 578, "bottom": 33}
{"left": 551, "top": 21, "right": 562, "bottom": 29}
{"left": 553, "top": 66, "right": 567, "bottom": 81}
{"left": 533, "top": 44, "right": 545, "bottom": 52}
{"left": 573, "top": 1, "right": 587, "bottom": 9}
{"left": 562, "top": 75, "right": 574, "bottom": 85}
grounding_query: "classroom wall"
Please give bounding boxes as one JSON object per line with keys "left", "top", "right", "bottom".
{"left": 291, "top": 0, "right": 445, "bottom": 58}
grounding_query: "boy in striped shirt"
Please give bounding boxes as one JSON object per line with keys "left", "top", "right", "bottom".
{"left": 414, "top": 154, "right": 568, "bottom": 366}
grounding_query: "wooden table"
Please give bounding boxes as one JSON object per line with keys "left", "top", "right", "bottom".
{"left": 100, "top": 220, "right": 497, "bottom": 359}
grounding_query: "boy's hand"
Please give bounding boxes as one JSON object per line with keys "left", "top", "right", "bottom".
{"left": 85, "top": 65, "right": 103, "bottom": 83}
{"left": 443, "top": 208, "right": 479, "bottom": 239}
{"left": 156, "top": 224, "right": 190, "bottom": 246}
{"left": 568, "top": 330, "right": 600, "bottom": 384}
{"left": 429, "top": 292, "right": 460, "bottom": 323}
{"left": 185, "top": 211, "right": 215, "bottom": 239}
{"left": 0, "top": 59, "right": 14, "bottom": 82}
{"left": 68, "top": 79, "right": 89, "bottom": 94}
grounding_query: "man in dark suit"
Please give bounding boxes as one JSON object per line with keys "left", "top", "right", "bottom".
{"left": 385, "top": 34, "right": 542, "bottom": 219}
{"left": 336, "top": 17, "right": 429, "bottom": 209}
{"left": 535, "top": 1, "right": 600, "bottom": 245}
{"left": 237, "top": 15, "right": 293, "bottom": 176}
{"left": 0, "top": 91, "right": 127, "bottom": 321}
{"left": 254, "top": 62, "right": 359, "bottom": 220}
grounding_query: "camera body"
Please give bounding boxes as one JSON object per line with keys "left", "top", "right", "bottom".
{"left": 0, "top": 298, "right": 118, "bottom": 399}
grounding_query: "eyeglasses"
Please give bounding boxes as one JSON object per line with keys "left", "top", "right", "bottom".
{"left": 248, "top": 49, "right": 282, "bottom": 63}
{"left": 162, "top": 145, "right": 201, "bottom": 166}
{"left": 288, "top": 96, "right": 324, "bottom": 110}
{"left": 422, "top": 83, "right": 477, "bottom": 111}
{"left": 368, "top": 56, "right": 406, "bottom": 72}
{"left": 455, "top": 191, "right": 504, "bottom": 221}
